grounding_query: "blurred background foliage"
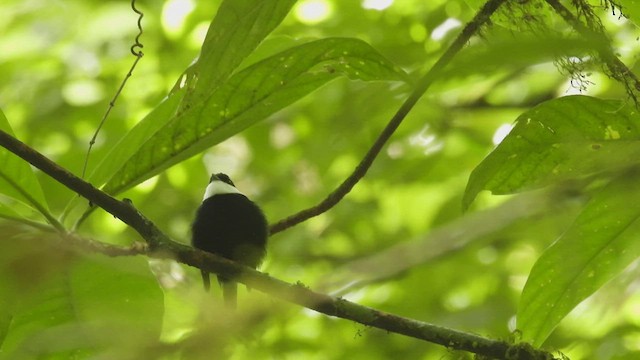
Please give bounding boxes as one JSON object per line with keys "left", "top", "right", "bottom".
{"left": 1, "top": 0, "right": 640, "bottom": 359}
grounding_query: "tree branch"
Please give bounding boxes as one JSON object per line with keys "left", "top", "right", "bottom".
{"left": 65, "top": 233, "right": 149, "bottom": 257}
{"left": 268, "top": 0, "right": 508, "bottom": 235}
{"left": 0, "top": 129, "right": 556, "bottom": 359}
{"left": 0, "top": 131, "right": 162, "bottom": 243}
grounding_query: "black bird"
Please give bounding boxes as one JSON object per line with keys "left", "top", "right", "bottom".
{"left": 191, "top": 173, "right": 268, "bottom": 308}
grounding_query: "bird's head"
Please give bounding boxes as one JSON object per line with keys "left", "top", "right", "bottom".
{"left": 203, "top": 172, "right": 242, "bottom": 201}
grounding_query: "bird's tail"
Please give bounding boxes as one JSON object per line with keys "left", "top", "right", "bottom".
{"left": 201, "top": 270, "right": 211, "bottom": 292}
{"left": 218, "top": 276, "right": 237, "bottom": 309}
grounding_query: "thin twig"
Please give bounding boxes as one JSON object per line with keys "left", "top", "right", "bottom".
{"left": 268, "top": 0, "right": 506, "bottom": 235}
{"left": 82, "top": 0, "right": 145, "bottom": 178}
{"left": 0, "top": 213, "right": 56, "bottom": 232}
{"left": 0, "top": 173, "right": 66, "bottom": 232}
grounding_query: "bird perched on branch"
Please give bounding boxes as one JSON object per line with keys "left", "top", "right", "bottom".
{"left": 191, "top": 173, "right": 268, "bottom": 308}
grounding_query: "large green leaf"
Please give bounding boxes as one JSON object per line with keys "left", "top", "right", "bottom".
{"left": 185, "top": 0, "right": 298, "bottom": 103}
{"left": 63, "top": 90, "right": 185, "bottom": 221}
{"left": 0, "top": 109, "right": 49, "bottom": 217}
{"left": 463, "top": 95, "right": 640, "bottom": 209}
{"left": 86, "top": 88, "right": 186, "bottom": 188}
{"left": 517, "top": 171, "right": 640, "bottom": 345}
{"left": 85, "top": 0, "right": 296, "bottom": 192}
{"left": 0, "top": 235, "right": 163, "bottom": 358}
{"left": 103, "top": 38, "right": 408, "bottom": 195}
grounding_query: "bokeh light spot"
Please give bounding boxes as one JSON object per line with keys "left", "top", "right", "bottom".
{"left": 362, "top": 0, "right": 393, "bottom": 11}
{"left": 62, "top": 79, "right": 105, "bottom": 106}
{"left": 294, "top": 0, "right": 333, "bottom": 24}
{"left": 492, "top": 123, "right": 514, "bottom": 145}
{"left": 162, "top": 0, "right": 195, "bottom": 37}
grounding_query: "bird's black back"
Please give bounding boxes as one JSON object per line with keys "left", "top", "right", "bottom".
{"left": 191, "top": 193, "right": 268, "bottom": 269}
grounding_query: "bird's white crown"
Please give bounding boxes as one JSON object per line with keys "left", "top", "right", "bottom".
{"left": 202, "top": 179, "right": 243, "bottom": 201}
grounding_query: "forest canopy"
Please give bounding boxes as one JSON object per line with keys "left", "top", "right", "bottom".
{"left": 1, "top": 0, "right": 640, "bottom": 359}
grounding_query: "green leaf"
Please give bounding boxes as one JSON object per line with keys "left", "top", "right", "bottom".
{"left": 0, "top": 202, "right": 20, "bottom": 219}
{"left": 183, "top": 0, "right": 297, "bottom": 104}
{"left": 69, "top": 255, "right": 164, "bottom": 340}
{"left": 0, "top": 109, "right": 49, "bottom": 216}
{"left": 86, "top": 88, "right": 186, "bottom": 188}
{"left": 62, "top": 89, "right": 186, "bottom": 220}
{"left": 84, "top": 0, "right": 296, "bottom": 193}
{"left": 0, "top": 312, "right": 9, "bottom": 354}
{"left": 463, "top": 95, "right": 640, "bottom": 209}
{"left": 103, "top": 37, "right": 408, "bottom": 195}
{"left": 0, "top": 236, "right": 163, "bottom": 358}
{"left": 517, "top": 171, "right": 640, "bottom": 345}
{"left": 0, "top": 204, "right": 52, "bottom": 231}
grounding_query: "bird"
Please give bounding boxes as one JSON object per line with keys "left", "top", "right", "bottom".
{"left": 191, "top": 173, "right": 268, "bottom": 308}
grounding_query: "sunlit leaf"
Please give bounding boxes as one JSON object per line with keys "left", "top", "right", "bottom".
{"left": 235, "top": 35, "right": 308, "bottom": 72}
{"left": 86, "top": 88, "right": 186, "bottom": 188}
{"left": 103, "top": 38, "right": 408, "bottom": 195}
{"left": 86, "top": 0, "right": 296, "bottom": 193}
{"left": 63, "top": 89, "right": 186, "bottom": 219}
{"left": 65, "top": 89, "right": 185, "bottom": 221}
{"left": 463, "top": 95, "right": 640, "bottom": 209}
{"left": 182, "top": 0, "right": 297, "bottom": 104}
{"left": 0, "top": 109, "right": 49, "bottom": 216}
{"left": 517, "top": 171, "right": 640, "bottom": 345}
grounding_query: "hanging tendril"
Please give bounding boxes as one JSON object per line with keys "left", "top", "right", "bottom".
{"left": 81, "top": 0, "right": 145, "bottom": 179}
{"left": 130, "top": 0, "right": 144, "bottom": 57}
